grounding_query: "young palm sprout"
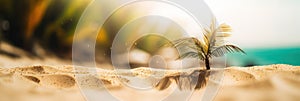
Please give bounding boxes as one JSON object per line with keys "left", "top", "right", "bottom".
{"left": 171, "top": 20, "right": 245, "bottom": 70}
{"left": 155, "top": 20, "right": 245, "bottom": 91}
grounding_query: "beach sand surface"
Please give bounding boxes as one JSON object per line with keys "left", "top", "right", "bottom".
{"left": 0, "top": 64, "right": 300, "bottom": 101}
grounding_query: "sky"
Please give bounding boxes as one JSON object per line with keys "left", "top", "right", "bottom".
{"left": 82, "top": 0, "right": 300, "bottom": 49}
{"left": 204, "top": 0, "right": 300, "bottom": 48}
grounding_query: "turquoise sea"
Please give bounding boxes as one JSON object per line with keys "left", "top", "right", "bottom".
{"left": 227, "top": 47, "right": 300, "bottom": 66}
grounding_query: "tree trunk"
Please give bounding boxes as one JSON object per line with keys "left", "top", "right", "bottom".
{"left": 205, "top": 58, "right": 210, "bottom": 70}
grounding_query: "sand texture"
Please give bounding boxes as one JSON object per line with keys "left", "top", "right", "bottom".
{"left": 0, "top": 64, "right": 300, "bottom": 101}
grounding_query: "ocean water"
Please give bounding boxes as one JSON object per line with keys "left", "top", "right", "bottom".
{"left": 227, "top": 47, "right": 300, "bottom": 66}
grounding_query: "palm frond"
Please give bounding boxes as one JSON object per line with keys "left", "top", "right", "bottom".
{"left": 179, "top": 51, "right": 198, "bottom": 59}
{"left": 170, "top": 37, "right": 199, "bottom": 47}
{"left": 178, "top": 51, "right": 205, "bottom": 60}
{"left": 163, "top": 38, "right": 190, "bottom": 47}
{"left": 204, "top": 18, "right": 220, "bottom": 51}
{"left": 202, "top": 34, "right": 210, "bottom": 54}
{"left": 209, "top": 23, "right": 233, "bottom": 48}
{"left": 168, "top": 37, "right": 207, "bottom": 59}
{"left": 216, "top": 23, "right": 232, "bottom": 38}
{"left": 219, "top": 23, "right": 232, "bottom": 32}
{"left": 211, "top": 44, "right": 246, "bottom": 57}
{"left": 216, "top": 33, "right": 231, "bottom": 37}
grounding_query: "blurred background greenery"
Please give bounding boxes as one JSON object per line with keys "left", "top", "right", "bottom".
{"left": 0, "top": 0, "right": 91, "bottom": 58}
{"left": 0, "top": 0, "right": 181, "bottom": 69}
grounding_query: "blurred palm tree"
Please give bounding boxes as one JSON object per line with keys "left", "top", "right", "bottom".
{"left": 170, "top": 19, "right": 245, "bottom": 70}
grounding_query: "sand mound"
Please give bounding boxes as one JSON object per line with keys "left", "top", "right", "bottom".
{"left": 215, "top": 64, "right": 300, "bottom": 101}
{"left": 0, "top": 64, "right": 299, "bottom": 101}
{"left": 222, "top": 68, "right": 256, "bottom": 85}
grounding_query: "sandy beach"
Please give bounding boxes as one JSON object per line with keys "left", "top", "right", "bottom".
{"left": 0, "top": 64, "right": 299, "bottom": 101}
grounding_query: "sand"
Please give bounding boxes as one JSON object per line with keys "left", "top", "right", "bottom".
{"left": 0, "top": 64, "right": 299, "bottom": 101}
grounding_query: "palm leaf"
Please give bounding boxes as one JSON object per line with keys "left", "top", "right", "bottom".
{"left": 211, "top": 45, "right": 246, "bottom": 57}
{"left": 208, "top": 19, "right": 217, "bottom": 45}
{"left": 179, "top": 52, "right": 198, "bottom": 59}
{"left": 216, "top": 33, "right": 231, "bottom": 37}
{"left": 170, "top": 37, "right": 198, "bottom": 47}
{"left": 209, "top": 24, "right": 234, "bottom": 55}
{"left": 219, "top": 23, "right": 232, "bottom": 32}
{"left": 168, "top": 37, "right": 206, "bottom": 59}
{"left": 178, "top": 51, "right": 205, "bottom": 60}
